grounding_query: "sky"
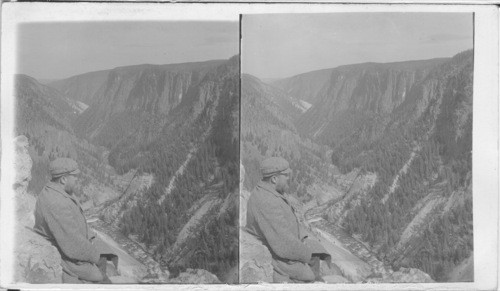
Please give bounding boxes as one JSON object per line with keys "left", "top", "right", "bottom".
{"left": 17, "top": 21, "right": 239, "bottom": 80}
{"left": 242, "top": 13, "right": 473, "bottom": 79}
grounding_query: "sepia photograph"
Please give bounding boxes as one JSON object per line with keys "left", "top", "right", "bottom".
{"left": 0, "top": 3, "right": 498, "bottom": 291}
{"left": 240, "top": 12, "right": 475, "bottom": 284}
{"left": 10, "top": 20, "right": 239, "bottom": 284}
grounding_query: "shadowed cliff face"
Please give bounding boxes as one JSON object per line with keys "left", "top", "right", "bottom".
{"left": 16, "top": 74, "right": 77, "bottom": 133}
{"left": 14, "top": 75, "right": 83, "bottom": 194}
{"left": 14, "top": 135, "right": 63, "bottom": 284}
{"left": 280, "top": 53, "right": 472, "bottom": 155}
{"left": 275, "top": 58, "right": 449, "bottom": 110}
{"left": 73, "top": 60, "right": 227, "bottom": 149}
{"left": 14, "top": 75, "right": 121, "bottom": 203}
{"left": 296, "top": 50, "right": 473, "bottom": 172}
{"left": 49, "top": 70, "right": 110, "bottom": 105}
{"left": 273, "top": 68, "right": 334, "bottom": 104}
{"left": 279, "top": 58, "right": 450, "bottom": 143}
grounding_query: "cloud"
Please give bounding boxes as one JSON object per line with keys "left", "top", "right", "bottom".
{"left": 203, "top": 35, "right": 235, "bottom": 46}
{"left": 422, "top": 33, "right": 472, "bottom": 43}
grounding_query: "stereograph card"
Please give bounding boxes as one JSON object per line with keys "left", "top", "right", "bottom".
{"left": 0, "top": 2, "right": 498, "bottom": 291}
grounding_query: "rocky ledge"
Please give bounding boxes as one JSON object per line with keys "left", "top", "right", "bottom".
{"left": 239, "top": 230, "right": 273, "bottom": 283}
{"left": 12, "top": 135, "right": 222, "bottom": 284}
{"left": 14, "top": 136, "right": 63, "bottom": 283}
{"left": 366, "top": 267, "right": 434, "bottom": 283}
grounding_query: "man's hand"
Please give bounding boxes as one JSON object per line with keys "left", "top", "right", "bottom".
{"left": 308, "top": 256, "right": 318, "bottom": 266}
{"left": 308, "top": 255, "right": 324, "bottom": 282}
{"left": 101, "top": 253, "right": 119, "bottom": 269}
{"left": 101, "top": 275, "right": 112, "bottom": 284}
{"left": 97, "top": 256, "right": 107, "bottom": 275}
{"left": 97, "top": 256, "right": 113, "bottom": 283}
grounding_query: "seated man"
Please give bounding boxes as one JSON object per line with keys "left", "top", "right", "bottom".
{"left": 34, "top": 158, "right": 111, "bottom": 283}
{"left": 246, "top": 157, "right": 330, "bottom": 283}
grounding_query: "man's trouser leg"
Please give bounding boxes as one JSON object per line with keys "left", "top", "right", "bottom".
{"left": 272, "top": 262, "right": 316, "bottom": 283}
{"left": 273, "top": 271, "right": 293, "bottom": 283}
{"left": 308, "top": 256, "right": 324, "bottom": 282}
{"left": 62, "top": 270, "right": 84, "bottom": 283}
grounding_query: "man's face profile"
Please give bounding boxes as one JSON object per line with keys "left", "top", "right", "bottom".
{"left": 62, "top": 173, "right": 78, "bottom": 195}
{"left": 275, "top": 171, "right": 290, "bottom": 194}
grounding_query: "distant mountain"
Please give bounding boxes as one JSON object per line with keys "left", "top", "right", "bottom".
{"left": 49, "top": 70, "right": 110, "bottom": 106}
{"left": 49, "top": 60, "right": 227, "bottom": 107}
{"left": 273, "top": 67, "right": 335, "bottom": 104}
{"left": 15, "top": 75, "right": 76, "bottom": 193}
{"left": 260, "top": 77, "right": 281, "bottom": 84}
{"left": 73, "top": 60, "right": 227, "bottom": 150}
{"left": 274, "top": 58, "right": 448, "bottom": 143}
{"left": 14, "top": 74, "right": 119, "bottom": 206}
{"left": 37, "top": 78, "right": 59, "bottom": 85}
{"left": 241, "top": 73, "right": 338, "bottom": 204}
{"left": 16, "top": 74, "right": 77, "bottom": 131}
{"left": 273, "top": 58, "right": 449, "bottom": 107}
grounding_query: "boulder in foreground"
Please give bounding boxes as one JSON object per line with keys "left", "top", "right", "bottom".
{"left": 239, "top": 230, "right": 273, "bottom": 283}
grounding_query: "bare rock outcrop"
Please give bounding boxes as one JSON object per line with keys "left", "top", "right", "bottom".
{"left": 168, "top": 268, "right": 221, "bottom": 284}
{"left": 239, "top": 189, "right": 251, "bottom": 228}
{"left": 323, "top": 274, "right": 350, "bottom": 283}
{"left": 239, "top": 167, "right": 273, "bottom": 283}
{"left": 366, "top": 267, "right": 434, "bottom": 283}
{"left": 14, "top": 135, "right": 63, "bottom": 283}
{"left": 239, "top": 164, "right": 249, "bottom": 228}
{"left": 15, "top": 226, "right": 63, "bottom": 283}
{"left": 14, "top": 135, "right": 32, "bottom": 191}
{"left": 239, "top": 230, "right": 273, "bottom": 283}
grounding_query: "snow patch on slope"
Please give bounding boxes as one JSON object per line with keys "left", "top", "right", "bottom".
{"left": 382, "top": 145, "right": 420, "bottom": 204}
{"left": 313, "top": 123, "right": 328, "bottom": 139}
{"left": 174, "top": 195, "right": 221, "bottom": 247}
{"left": 311, "top": 224, "right": 371, "bottom": 282}
{"left": 397, "top": 194, "right": 446, "bottom": 248}
{"left": 158, "top": 87, "right": 218, "bottom": 205}
{"left": 291, "top": 99, "right": 313, "bottom": 113}
{"left": 158, "top": 147, "right": 196, "bottom": 205}
{"left": 76, "top": 101, "right": 89, "bottom": 112}
{"left": 94, "top": 229, "right": 148, "bottom": 281}
{"left": 299, "top": 100, "right": 312, "bottom": 110}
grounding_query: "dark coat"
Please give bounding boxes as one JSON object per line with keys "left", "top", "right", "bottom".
{"left": 246, "top": 181, "right": 315, "bottom": 282}
{"left": 34, "top": 182, "right": 103, "bottom": 282}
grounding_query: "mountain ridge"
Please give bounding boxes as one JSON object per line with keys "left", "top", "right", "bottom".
{"left": 273, "top": 57, "right": 452, "bottom": 82}
{"left": 272, "top": 57, "right": 453, "bottom": 107}
{"left": 49, "top": 59, "right": 229, "bottom": 106}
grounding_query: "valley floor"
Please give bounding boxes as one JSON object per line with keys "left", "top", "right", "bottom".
{"left": 90, "top": 220, "right": 169, "bottom": 282}
{"left": 305, "top": 213, "right": 395, "bottom": 282}
{"left": 310, "top": 219, "right": 391, "bottom": 279}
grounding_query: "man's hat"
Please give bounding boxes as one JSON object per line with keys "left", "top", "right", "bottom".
{"left": 260, "top": 157, "right": 291, "bottom": 178}
{"left": 49, "top": 158, "right": 81, "bottom": 178}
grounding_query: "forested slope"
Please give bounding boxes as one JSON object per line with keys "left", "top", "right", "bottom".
{"left": 16, "top": 57, "right": 240, "bottom": 282}
{"left": 241, "top": 74, "right": 336, "bottom": 203}
{"left": 277, "top": 51, "right": 473, "bottom": 281}
{"left": 88, "top": 57, "right": 240, "bottom": 281}
{"left": 14, "top": 74, "right": 118, "bottom": 206}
